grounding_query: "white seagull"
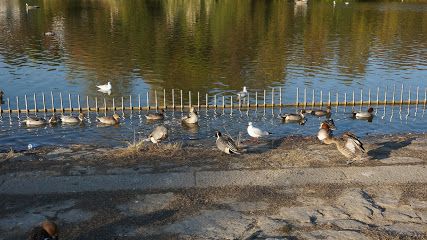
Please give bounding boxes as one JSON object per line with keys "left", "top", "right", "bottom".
{"left": 97, "top": 82, "right": 112, "bottom": 91}
{"left": 237, "top": 86, "right": 248, "bottom": 100}
{"left": 247, "top": 122, "right": 271, "bottom": 139}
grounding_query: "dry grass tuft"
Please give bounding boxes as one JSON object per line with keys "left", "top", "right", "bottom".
{"left": 1, "top": 148, "right": 18, "bottom": 162}
{"left": 112, "top": 140, "right": 183, "bottom": 159}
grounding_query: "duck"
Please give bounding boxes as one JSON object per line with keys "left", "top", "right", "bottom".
{"left": 182, "top": 107, "right": 198, "bottom": 124}
{"left": 309, "top": 106, "right": 332, "bottom": 118}
{"left": 26, "top": 3, "right": 40, "bottom": 9}
{"left": 48, "top": 114, "right": 60, "bottom": 124}
{"left": 96, "top": 82, "right": 112, "bottom": 92}
{"left": 281, "top": 109, "right": 306, "bottom": 124}
{"left": 247, "top": 122, "right": 271, "bottom": 139}
{"left": 317, "top": 119, "right": 336, "bottom": 141}
{"left": 145, "top": 109, "right": 165, "bottom": 121}
{"left": 147, "top": 125, "right": 168, "bottom": 144}
{"left": 318, "top": 122, "right": 365, "bottom": 163}
{"left": 61, "top": 113, "right": 85, "bottom": 124}
{"left": 352, "top": 107, "right": 374, "bottom": 121}
{"left": 96, "top": 113, "right": 120, "bottom": 125}
{"left": 215, "top": 131, "right": 240, "bottom": 154}
{"left": 28, "top": 220, "right": 58, "bottom": 240}
{"left": 23, "top": 117, "right": 47, "bottom": 126}
{"left": 237, "top": 86, "right": 248, "bottom": 100}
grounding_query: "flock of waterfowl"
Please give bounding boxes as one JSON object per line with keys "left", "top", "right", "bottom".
{"left": 17, "top": 84, "right": 375, "bottom": 163}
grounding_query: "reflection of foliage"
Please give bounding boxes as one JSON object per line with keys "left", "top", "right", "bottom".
{"left": 0, "top": 0, "right": 426, "bottom": 92}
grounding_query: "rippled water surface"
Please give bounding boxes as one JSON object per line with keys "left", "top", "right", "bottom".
{"left": 0, "top": 0, "right": 426, "bottom": 149}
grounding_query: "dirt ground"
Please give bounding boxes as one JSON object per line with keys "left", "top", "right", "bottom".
{"left": 0, "top": 133, "right": 426, "bottom": 239}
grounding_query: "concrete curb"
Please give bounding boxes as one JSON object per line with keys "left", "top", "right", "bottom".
{"left": 1, "top": 165, "right": 426, "bottom": 195}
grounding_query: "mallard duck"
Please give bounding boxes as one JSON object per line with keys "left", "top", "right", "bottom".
{"left": 23, "top": 117, "right": 47, "bottom": 126}
{"left": 28, "top": 220, "right": 58, "bottom": 240}
{"left": 215, "top": 131, "right": 240, "bottom": 154}
{"left": 147, "top": 125, "right": 168, "bottom": 144}
{"left": 237, "top": 86, "right": 248, "bottom": 100}
{"left": 353, "top": 107, "right": 374, "bottom": 120}
{"left": 310, "top": 106, "right": 331, "bottom": 117}
{"left": 281, "top": 109, "right": 306, "bottom": 124}
{"left": 182, "top": 107, "right": 198, "bottom": 124}
{"left": 247, "top": 122, "right": 271, "bottom": 139}
{"left": 96, "top": 113, "right": 120, "bottom": 125}
{"left": 318, "top": 123, "right": 365, "bottom": 163}
{"left": 26, "top": 3, "right": 40, "bottom": 9}
{"left": 145, "top": 109, "right": 165, "bottom": 120}
{"left": 61, "top": 113, "right": 85, "bottom": 124}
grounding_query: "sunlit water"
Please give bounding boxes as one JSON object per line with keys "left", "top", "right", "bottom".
{"left": 0, "top": 0, "right": 426, "bottom": 149}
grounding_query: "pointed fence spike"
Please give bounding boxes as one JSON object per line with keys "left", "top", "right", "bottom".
{"left": 59, "top": 93, "right": 64, "bottom": 113}
{"left": 255, "top": 91, "right": 258, "bottom": 109}
{"left": 206, "top": 93, "right": 208, "bottom": 109}
{"left": 51, "top": 92, "right": 55, "bottom": 112}
{"left": 24, "top": 94, "right": 28, "bottom": 113}
{"left": 68, "top": 93, "right": 72, "bottom": 112}
{"left": 77, "top": 94, "right": 81, "bottom": 112}
{"left": 296, "top": 88, "right": 299, "bottom": 107}
{"left": 163, "top": 89, "right": 166, "bottom": 109}
{"left": 172, "top": 89, "right": 175, "bottom": 110}
{"left": 189, "top": 91, "right": 192, "bottom": 108}
{"left": 42, "top": 93, "right": 46, "bottom": 112}
{"left": 155, "top": 90, "right": 158, "bottom": 110}
{"left": 15, "top": 96, "right": 19, "bottom": 113}
{"left": 400, "top": 84, "right": 404, "bottom": 105}
{"left": 138, "top": 94, "right": 141, "bottom": 110}
{"left": 146, "top": 92, "right": 150, "bottom": 110}
{"left": 180, "top": 90, "right": 183, "bottom": 111}
{"left": 279, "top": 87, "right": 282, "bottom": 107}
{"left": 86, "top": 96, "right": 89, "bottom": 112}
{"left": 312, "top": 89, "right": 315, "bottom": 108}
{"left": 130, "top": 95, "right": 133, "bottom": 110}
{"left": 197, "top": 91, "right": 200, "bottom": 110}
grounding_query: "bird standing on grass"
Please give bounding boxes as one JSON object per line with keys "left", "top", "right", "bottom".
{"left": 215, "top": 131, "right": 240, "bottom": 154}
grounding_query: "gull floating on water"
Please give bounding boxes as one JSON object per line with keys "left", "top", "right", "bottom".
{"left": 247, "top": 122, "right": 271, "bottom": 139}
{"left": 237, "top": 86, "right": 248, "bottom": 100}
{"left": 97, "top": 82, "right": 112, "bottom": 92}
{"left": 26, "top": 3, "right": 40, "bottom": 9}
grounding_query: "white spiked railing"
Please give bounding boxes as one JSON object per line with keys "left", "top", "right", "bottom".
{"left": 0, "top": 84, "right": 426, "bottom": 115}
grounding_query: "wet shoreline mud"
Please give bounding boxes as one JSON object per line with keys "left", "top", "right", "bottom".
{"left": 0, "top": 133, "right": 426, "bottom": 239}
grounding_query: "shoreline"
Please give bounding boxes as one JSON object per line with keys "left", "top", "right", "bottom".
{"left": 0, "top": 132, "right": 426, "bottom": 239}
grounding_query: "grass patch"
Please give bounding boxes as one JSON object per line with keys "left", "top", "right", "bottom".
{"left": 113, "top": 140, "right": 183, "bottom": 159}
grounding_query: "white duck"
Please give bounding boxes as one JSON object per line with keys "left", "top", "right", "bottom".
{"left": 247, "top": 122, "right": 271, "bottom": 139}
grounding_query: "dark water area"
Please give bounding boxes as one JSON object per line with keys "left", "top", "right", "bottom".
{"left": 0, "top": 105, "right": 426, "bottom": 151}
{"left": 0, "top": 0, "right": 426, "bottom": 149}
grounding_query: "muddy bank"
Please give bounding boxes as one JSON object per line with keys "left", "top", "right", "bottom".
{"left": 0, "top": 133, "right": 426, "bottom": 239}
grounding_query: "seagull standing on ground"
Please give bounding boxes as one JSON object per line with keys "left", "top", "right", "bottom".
{"left": 247, "top": 122, "right": 271, "bottom": 140}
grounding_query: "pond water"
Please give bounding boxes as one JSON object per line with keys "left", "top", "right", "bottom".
{"left": 0, "top": 0, "right": 426, "bottom": 149}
